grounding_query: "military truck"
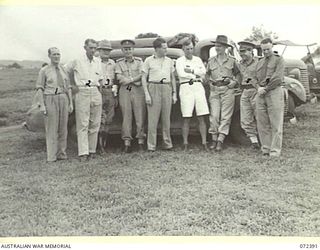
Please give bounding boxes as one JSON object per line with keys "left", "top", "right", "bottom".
{"left": 279, "top": 41, "right": 320, "bottom": 98}
{"left": 25, "top": 34, "right": 307, "bottom": 145}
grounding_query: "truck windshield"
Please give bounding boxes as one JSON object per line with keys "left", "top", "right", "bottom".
{"left": 273, "top": 44, "right": 319, "bottom": 62}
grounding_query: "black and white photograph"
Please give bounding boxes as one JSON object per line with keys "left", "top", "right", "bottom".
{"left": 0, "top": 1, "right": 319, "bottom": 247}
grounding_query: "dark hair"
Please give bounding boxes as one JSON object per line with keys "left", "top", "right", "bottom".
{"left": 48, "top": 47, "right": 58, "bottom": 55}
{"left": 84, "top": 38, "right": 97, "bottom": 46}
{"left": 182, "top": 39, "right": 194, "bottom": 47}
{"left": 261, "top": 38, "right": 273, "bottom": 45}
{"left": 153, "top": 37, "right": 167, "bottom": 49}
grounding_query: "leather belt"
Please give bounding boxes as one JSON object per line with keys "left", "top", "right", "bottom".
{"left": 148, "top": 81, "right": 170, "bottom": 85}
{"left": 78, "top": 85, "right": 99, "bottom": 89}
{"left": 241, "top": 84, "right": 255, "bottom": 90}
{"left": 180, "top": 79, "right": 202, "bottom": 85}
{"left": 211, "top": 81, "right": 230, "bottom": 87}
{"left": 101, "top": 85, "right": 112, "bottom": 89}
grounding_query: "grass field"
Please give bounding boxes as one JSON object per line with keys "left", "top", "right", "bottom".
{"left": 0, "top": 69, "right": 319, "bottom": 236}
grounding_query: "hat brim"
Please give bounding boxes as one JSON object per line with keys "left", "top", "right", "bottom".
{"left": 211, "top": 41, "right": 233, "bottom": 47}
{"left": 238, "top": 41, "right": 256, "bottom": 49}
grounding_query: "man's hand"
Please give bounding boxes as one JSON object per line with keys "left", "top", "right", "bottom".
{"left": 133, "top": 81, "right": 141, "bottom": 86}
{"left": 227, "top": 80, "right": 237, "bottom": 89}
{"left": 172, "top": 92, "right": 177, "bottom": 104}
{"left": 71, "top": 85, "right": 79, "bottom": 95}
{"left": 120, "top": 77, "right": 132, "bottom": 85}
{"left": 39, "top": 104, "right": 47, "bottom": 115}
{"left": 145, "top": 93, "right": 152, "bottom": 106}
{"left": 257, "top": 87, "right": 267, "bottom": 96}
{"left": 184, "top": 67, "right": 193, "bottom": 74}
{"left": 68, "top": 104, "right": 73, "bottom": 114}
{"left": 112, "top": 85, "right": 118, "bottom": 97}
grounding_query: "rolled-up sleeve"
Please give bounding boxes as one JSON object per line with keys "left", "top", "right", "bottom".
{"left": 35, "top": 68, "right": 46, "bottom": 90}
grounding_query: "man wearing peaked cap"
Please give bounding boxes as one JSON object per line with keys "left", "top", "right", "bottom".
{"left": 238, "top": 40, "right": 260, "bottom": 150}
{"left": 97, "top": 39, "right": 117, "bottom": 154}
{"left": 206, "top": 35, "right": 241, "bottom": 152}
{"left": 120, "top": 39, "right": 136, "bottom": 47}
{"left": 238, "top": 41, "right": 256, "bottom": 50}
{"left": 115, "top": 39, "right": 146, "bottom": 153}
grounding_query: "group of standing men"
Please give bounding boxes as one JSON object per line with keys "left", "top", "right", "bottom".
{"left": 35, "top": 34, "right": 284, "bottom": 163}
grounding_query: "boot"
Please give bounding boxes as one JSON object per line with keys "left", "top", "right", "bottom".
{"left": 124, "top": 145, "right": 132, "bottom": 153}
{"left": 215, "top": 141, "right": 223, "bottom": 152}
{"left": 209, "top": 140, "right": 217, "bottom": 150}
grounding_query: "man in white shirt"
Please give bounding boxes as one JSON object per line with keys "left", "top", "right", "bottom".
{"left": 176, "top": 40, "right": 209, "bottom": 151}
{"left": 65, "top": 38, "right": 103, "bottom": 161}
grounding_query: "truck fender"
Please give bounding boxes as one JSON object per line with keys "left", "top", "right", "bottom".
{"left": 283, "top": 76, "right": 307, "bottom": 106}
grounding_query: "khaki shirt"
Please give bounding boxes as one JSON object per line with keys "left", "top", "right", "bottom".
{"left": 65, "top": 54, "right": 103, "bottom": 87}
{"left": 101, "top": 58, "right": 115, "bottom": 86}
{"left": 115, "top": 57, "right": 143, "bottom": 85}
{"left": 255, "top": 53, "right": 285, "bottom": 92}
{"left": 36, "top": 64, "right": 71, "bottom": 95}
{"left": 142, "top": 55, "right": 175, "bottom": 83}
{"left": 206, "top": 55, "right": 241, "bottom": 82}
{"left": 239, "top": 57, "right": 259, "bottom": 87}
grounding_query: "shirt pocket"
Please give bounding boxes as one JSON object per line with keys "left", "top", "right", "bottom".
{"left": 222, "top": 62, "right": 234, "bottom": 76}
{"left": 45, "top": 75, "right": 55, "bottom": 88}
{"left": 267, "top": 60, "right": 276, "bottom": 72}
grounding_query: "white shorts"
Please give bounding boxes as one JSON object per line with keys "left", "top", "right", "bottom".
{"left": 179, "top": 82, "right": 209, "bottom": 118}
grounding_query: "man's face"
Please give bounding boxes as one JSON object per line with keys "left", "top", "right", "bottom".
{"left": 84, "top": 41, "right": 97, "bottom": 58}
{"left": 239, "top": 48, "right": 253, "bottom": 61}
{"left": 261, "top": 42, "right": 273, "bottom": 57}
{"left": 215, "top": 43, "right": 227, "bottom": 55}
{"left": 156, "top": 43, "right": 168, "bottom": 57}
{"left": 49, "top": 48, "right": 61, "bottom": 64}
{"left": 183, "top": 43, "right": 194, "bottom": 58}
{"left": 121, "top": 47, "right": 134, "bottom": 58}
{"left": 99, "top": 48, "right": 112, "bottom": 60}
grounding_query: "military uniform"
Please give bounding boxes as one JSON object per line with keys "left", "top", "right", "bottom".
{"left": 115, "top": 56, "right": 146, "bottom": 147}
{"left": 255, "top": 52, "right": 285, "bottom": 156}
{"left": 238, "top": 41, "right": 259, "bottom": 146}
{"left": 207, "top": 54, "right": 241, "bottom": 144}
{"left": 36, "top": 63, "right": 71, "bottom": 162}
{"left": 100, "top": 58, "right": 116, "bottom": 134}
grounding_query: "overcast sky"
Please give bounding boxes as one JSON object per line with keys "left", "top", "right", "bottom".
{"left": 1, "top": 4, "right": 320, "bottom": 63}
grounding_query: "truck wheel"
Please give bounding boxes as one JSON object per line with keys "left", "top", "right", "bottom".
{"left": 229, "top": 110, "right": 251, "bottom": 146}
